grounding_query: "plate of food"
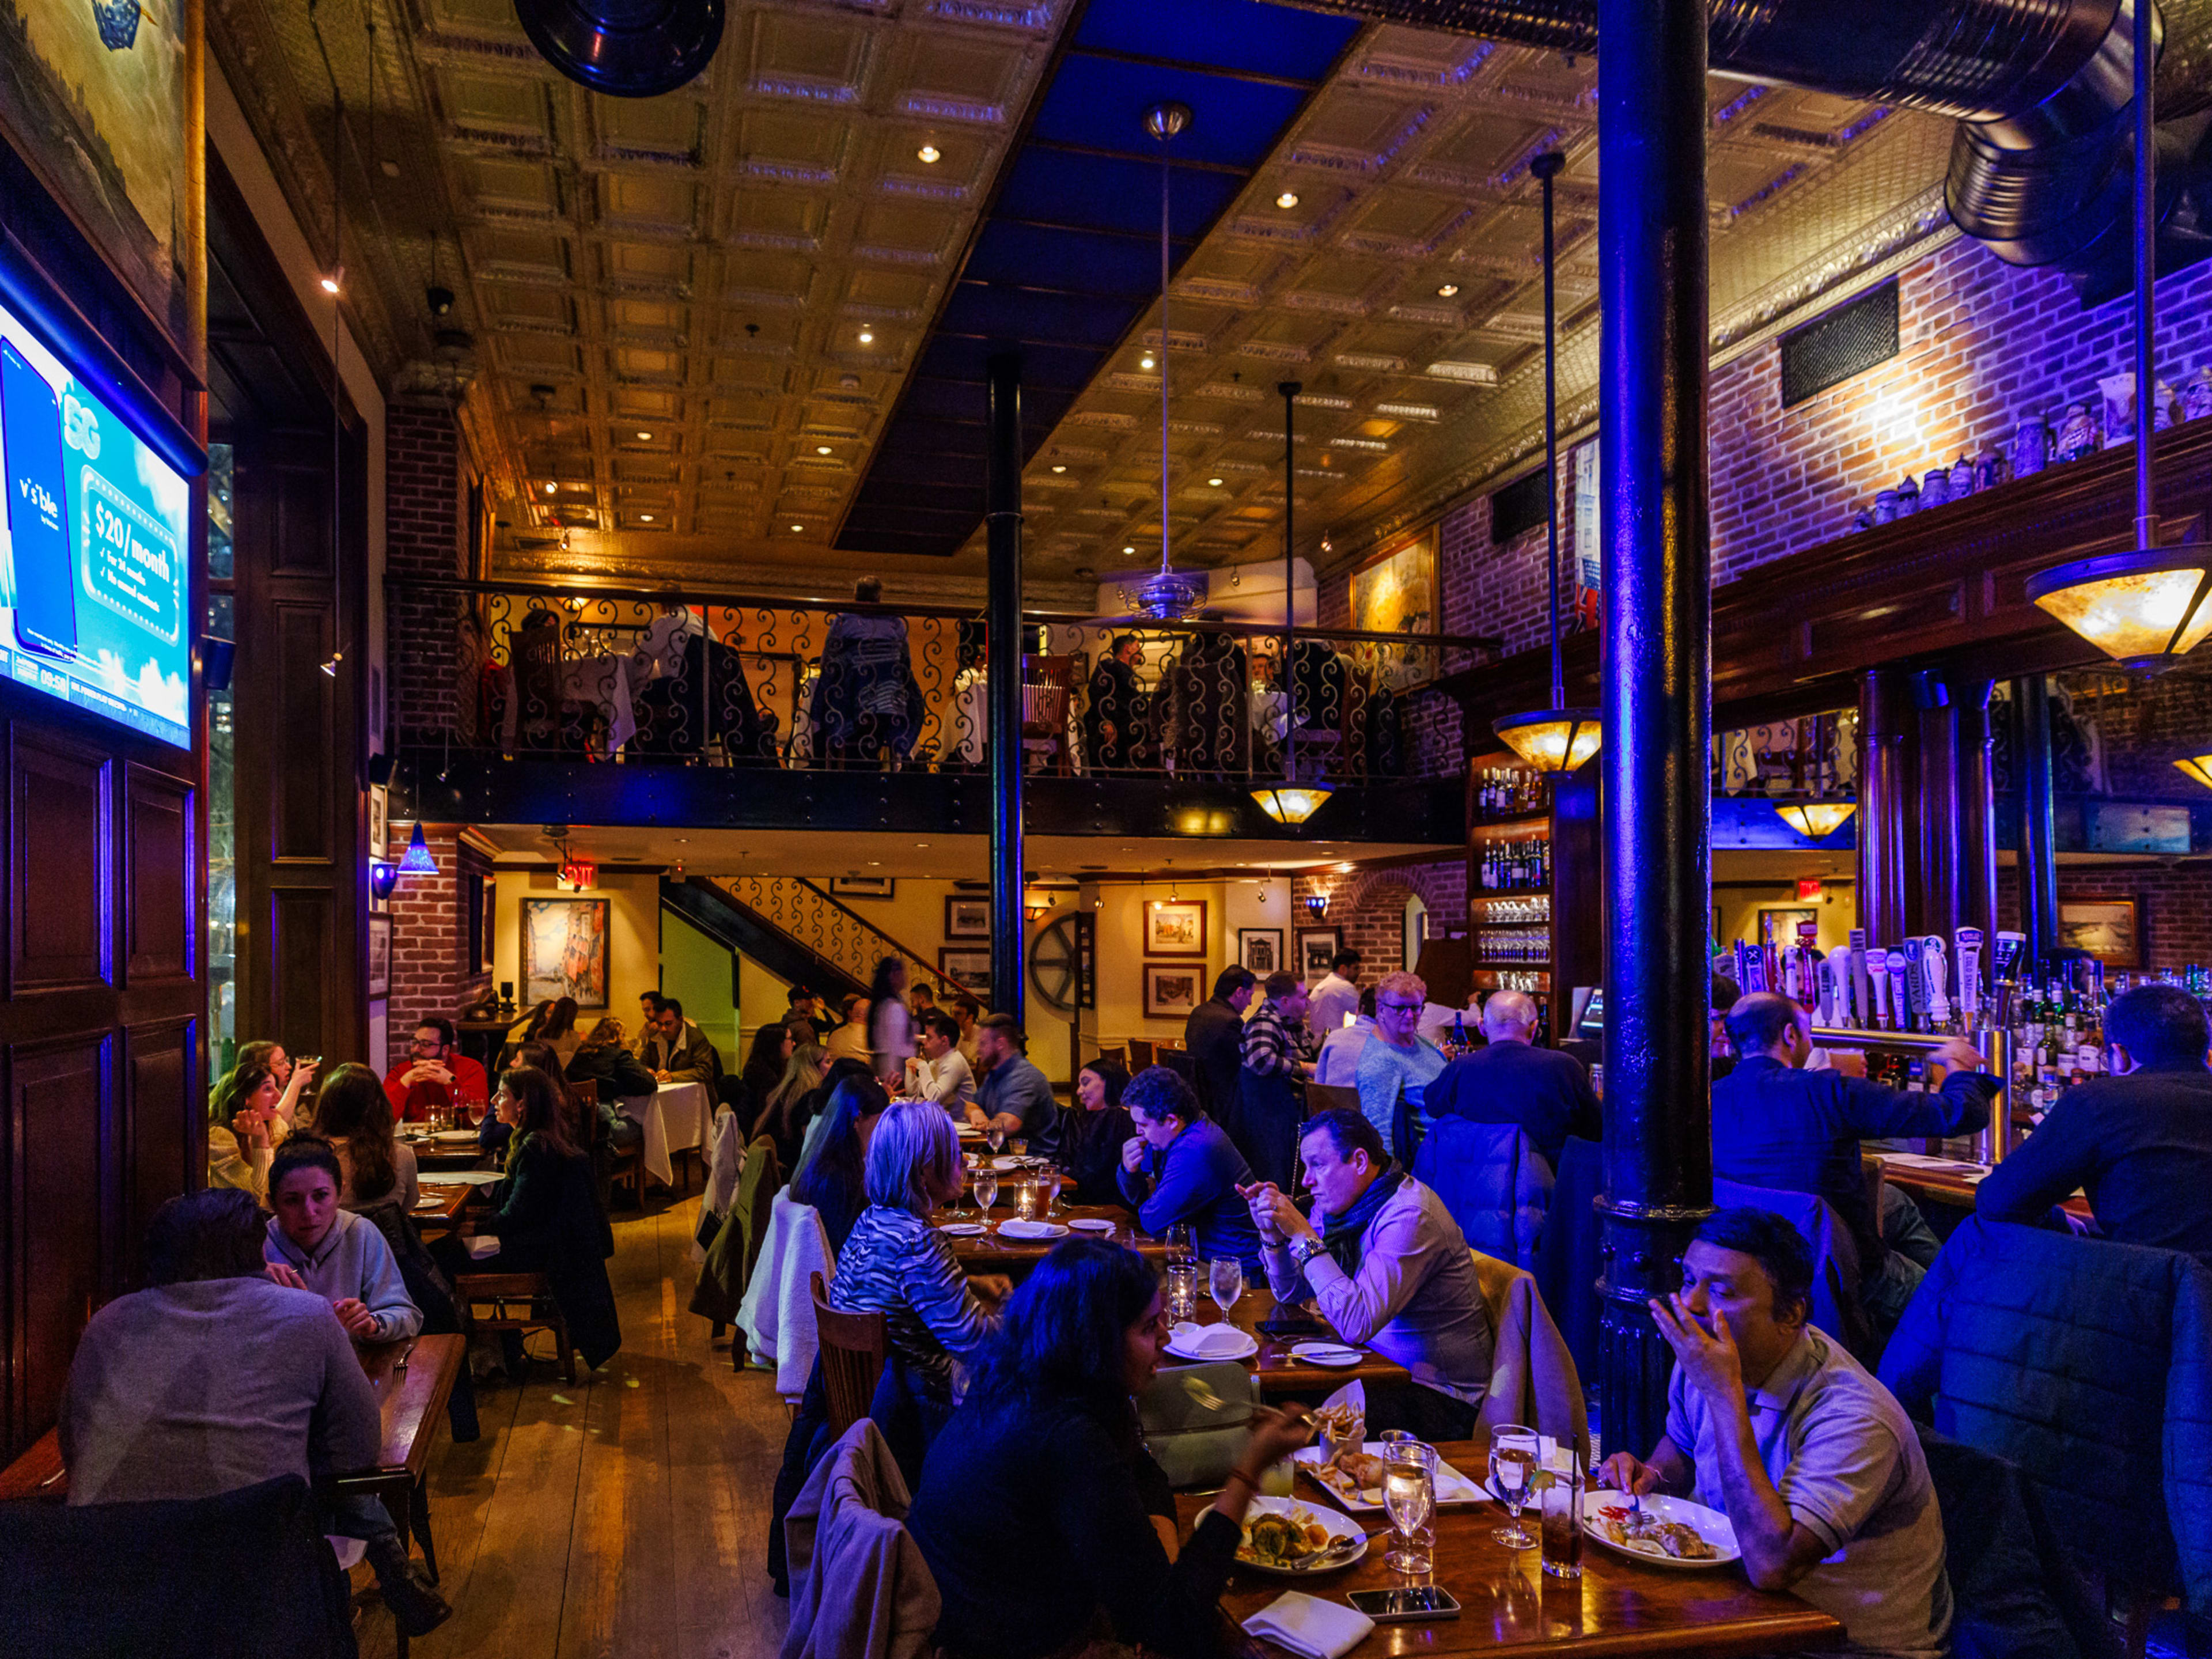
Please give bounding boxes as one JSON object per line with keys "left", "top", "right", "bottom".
{"left": 431, "top": 1130, "right": 480, "bottom": 1143}
{"left": 1292, "top": 1441, "right": 1485, "bottom": 1510}
{"left": 1583, "top": 1493, "right": 1738, "bottom": 1568}
{"left": 1233, "top": 1497, "right": 1366, "bottom": 1575}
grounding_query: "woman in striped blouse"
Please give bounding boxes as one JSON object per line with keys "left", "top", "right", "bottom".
{"left": 830, "top": 1100, "right": 1007, "bottom": 1421}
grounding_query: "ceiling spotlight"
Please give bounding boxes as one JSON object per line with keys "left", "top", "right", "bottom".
{"left": 1140, "top": 354, "right": 1156, "bottom": 370}
{"left": 544, "top": 482, "right": 557, "bottom": 495}
{"left": 816, "top": 445, "right": 832, "bottom": 455}
{"left": 791, "top": 523, "right": 804, "bottom": 532}
{"left": 1438, "top": 282, "right": 1460, "bottom": 298}
{"left": 1207, "top": 477, "right": 1223, "bottom": 487}
{"left": 1123, "top": 545, "right": 1136, "bottom": 555}
{"left": 1275, "top": 191, "right": 1298, "bottom": 209}
{"left": 639, "top": 513, "right": 654, "bottom": 521}
{"left": 319, "top": 650, "right": 343, "bottom": 677}
{"left": 320, "top": 266, "right": 344, "bottom": 295}
{"left": 637, "top": 430, "right": 652, "bottom": 440}
{"left": 1051, "top": 463, "right": 1067, "bottom": 473}
{"left": 858, "top": 329, "right": 874, "bottom": 343}
{"left": 918, "top": 143, "right": 941, "bottom": 164}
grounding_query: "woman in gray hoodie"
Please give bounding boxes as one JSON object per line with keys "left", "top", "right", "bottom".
{"left": 261, "top": 1136, "right": 421, "bottom": 1344}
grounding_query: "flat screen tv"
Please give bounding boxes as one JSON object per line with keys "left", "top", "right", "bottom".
{"left": 0, "top": 287, "right": 192, "bottom": 749}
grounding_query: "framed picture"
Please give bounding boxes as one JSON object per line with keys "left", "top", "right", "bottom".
{"left": 945, "top": 895, "right": 992, "bottom": 939}
{"left": 1144, "top": 899, "right": 1208, "bottom": 959}
{"left": 367, "top": 914, "right": 391, "bottom": 998}
{"left": 481, "top": 881, "right": 498, "bottom": 975}
{"left": 938, "top": 948, "right": 993, "bottom": 996}
{"left": 1239, "top": 927, "right": 1284, "bottom": 976}
{"left": 1298, "top": 928, "right": 1342, "bottom": 982}
{"left": 2061, "top": 897, "right": 2141, "bottom": 967}
{"left": 1144, "top": 963, "right": 1203, "bottom": 1020}
{"left": 1349, "top": 526, "right": 1438, "bottom": 638}
{"left": 1756, "top": 906, "right": 1819, "bottom": 947}
{"left": 831, "top": 876, "right": 895, "bottom": 899}
{"left": 368, "top": 785, "right": 387, "bottom": 860}
{"left": 521, "top": 897, "right": 611, "bottom": 1008}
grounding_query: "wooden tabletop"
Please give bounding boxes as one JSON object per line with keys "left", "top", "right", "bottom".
{"left": 1219, "top": 1290, "right": 1413, "bottom": 1396}
{"left": 1873, "top": 1153, "right": 2093, "bottom": 1219}
{"left": 407, "top": 1180, "right": 475, "bottom": 1235}
{"left": 1186, "top": 1435, "right": 1844, "bottom": 1659}
{"left": 943, "top": 1205, "right": 1166, "bottom": 1272}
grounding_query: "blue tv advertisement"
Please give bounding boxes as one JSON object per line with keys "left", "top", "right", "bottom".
{"left": 0, "top": 292, "right": 191, "bottom": 749}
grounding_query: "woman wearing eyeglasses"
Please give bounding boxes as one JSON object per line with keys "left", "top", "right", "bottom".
{"left": 1353, "top": 969, "right": 1448, "bottom": 1161}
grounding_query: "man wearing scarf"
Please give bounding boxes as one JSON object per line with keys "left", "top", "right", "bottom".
{"left": 1245, "top": 1107, "right": 1494, "bottom": 1439}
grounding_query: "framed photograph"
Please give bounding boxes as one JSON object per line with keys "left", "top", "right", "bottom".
{"left": 2061, "top": 897, "right": 2141, "bottom": 967}
{"left": 1298, "top": 928, "right": 1342, "bottom": 982}
{"left": 938, "top": 948, "right": 993, "bottom": 996}
{"left": 1144, "top": 963, "right": 1203, "bottom": 1020}
{"left": 367, "top": 914, "right": 391, "bottom": 999}
{"left": 945, "top": 895, "right": 992, "bottom": 940}
{"left": 368, "top": 785, "right": 387, "bottom": 860}
{"left": 521, "top": 897, "right": 611, "bottom": 1009}
{"left": 1756, "top": 906, "right": 1819, "bottom": 948}
{"left": 481, "top": 881, "right": 498, "bottom": 975}
{"left": 1349, "top": 526, "right": 1438, "bottom": 638}
{"left": 1238, "top": 927, "right": 1285, "bottom": 976}
{"left": 1144, "top": 899, "right": 1208, "bottom": 959}
{"left": 830, "top": 876, "right": 894, "bottom": 899}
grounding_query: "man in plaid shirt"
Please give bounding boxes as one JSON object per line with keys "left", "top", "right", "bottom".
{"left": 1241, "top": 972, "right": 1313, "bottom": 1080}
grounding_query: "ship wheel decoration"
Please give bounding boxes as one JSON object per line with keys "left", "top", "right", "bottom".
{"left": 1028, "top": 912, "right": 1092, "bottom": 1015}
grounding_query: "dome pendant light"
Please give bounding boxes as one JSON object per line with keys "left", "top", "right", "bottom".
{"left": 514, "top": 0, "right": 725, "bottom": 97}
{"left": 1493, "top": 152, "right": 1601, "bottom": 774}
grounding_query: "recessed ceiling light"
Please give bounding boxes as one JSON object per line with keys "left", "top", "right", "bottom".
{"left": 639, "top": 513, "right": 653, "bottom": 521}
{"left": 543, "top": 482, "right": 557, "bottom": 494}
{"left": 1051, "top": 464, "right": 1067, "bottom": 473}
{"left": 1437, "top": 282, "right": 1460, "bottom": 297}
{"left": 858, "top": 329, "right": 874, "bottom": 343}
{"left": 637, "top": 430, "right": 651, "bottom": 440}
{"left": 1207, "top": 477, "right": 1223, "bottom": 486}
{"left": 791, "top": 523, "right": 804, "bottom": 532}
{"left": 816, "top": 445, "right": 832, "bottom": 454}
{"left": 1140, "top": 354, "right": 1155, "bottom": 370}
{"left": 916, "top": 842, "right": 929, "bottom": 848}
{"left": 868, "top": 860, "right": 882, "bottom": 866}
{"left": 674, "top": 837, "right": 688, "bottom": 843}
{"left": 319, "top": 271, "right": 343, "bottom": 294}
{"left": 1275, "top": 191, "right": 1298, "bottom": 209}
{"left": 917, "top": 143, "right": 941, "bottom": 164}
{"left": 1123, "top": 545, "right": 1136, "bottom": 554}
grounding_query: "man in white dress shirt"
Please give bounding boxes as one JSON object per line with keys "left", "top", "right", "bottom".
{"left": 1306, "top": 950, "right": 1363, "bottom": 1042}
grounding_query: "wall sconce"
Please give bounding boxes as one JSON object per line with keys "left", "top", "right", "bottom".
{"left": 369, "top": 861, "right": 400, "bottom": 901}
{"left": 1304, "top": 889, "right": 1330, "bottom": 919}
{"left": 397, "top": 822, "right": 439, "bottom": 876}
{"left": 1023, "top": 887, "right": 1052, "bottom": 923}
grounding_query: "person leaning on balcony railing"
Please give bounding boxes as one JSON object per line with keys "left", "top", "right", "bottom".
{"left": 812, "top": 576, "right": 925, "bottom": 769}
{"left": 1084, "top": 633, "right": 1150, "bottom": 774}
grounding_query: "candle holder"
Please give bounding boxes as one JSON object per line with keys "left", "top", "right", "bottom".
{"left": 1014, "top": 1181, "right": 1039, "bottom": 1222}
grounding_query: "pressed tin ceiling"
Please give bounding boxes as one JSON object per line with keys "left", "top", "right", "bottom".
{"left": 206, "top": 0, "right": 2212, "bottom": 595}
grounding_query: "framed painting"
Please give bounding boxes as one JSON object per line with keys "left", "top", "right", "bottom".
{"left": 368, "top": 785, "right": 387, "bottom": 861}
{"left": 938, "top": 948, "right": 993, "bottom": 996}
{"left": 2060, "top": 897, "right": 2141, "bottom": 967}
{"left": 367, "top": 914, "right": 391, "bottom": 999}
{"left": 1144, "top": 899, "right": 1208, "bottom": 959}
{"left": 1238, "top": 927, "right": 1284, "bottom": 976}
{"left": 1298, "top": 928, "right": 1342, "bottom": 982}
{"left": 945, "top": 895, "right": 992, "bottom": 939}
{"left": 830, "top": 876, "right": 894, "bottom": 899}
{"left": 521, "top": 897, "right": 611, "bottom": 1009}
{"left": 1349, "top": 527, "right": 1438, "bottom": 638}
{"left": 1143, "top": 963, "right": 1202, "bottom": 1020}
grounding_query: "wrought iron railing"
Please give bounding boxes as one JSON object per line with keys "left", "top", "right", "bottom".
{"left": 385, "top": 576, "right": 1496, "bottom": 782}
{"left": 711, "top": 875, "right": 958, "bottom": 1001}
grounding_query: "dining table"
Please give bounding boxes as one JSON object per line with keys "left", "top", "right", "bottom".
{"left": 408, "top": 1179, "right": 476, "bottom": 1237}
{"left": 942, "top": 1203, "right": 1166, "bottom": 1274}
{"left": 618, "top": 1079, "right": 715, "bottom": 1188}
{"left": 1183, "top": 1431, "right": 1845, "bottom": 1659}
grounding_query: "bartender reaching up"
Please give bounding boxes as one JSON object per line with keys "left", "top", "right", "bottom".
{"left": 1710, "top": 993, "right": 1997, "bottom": 1342}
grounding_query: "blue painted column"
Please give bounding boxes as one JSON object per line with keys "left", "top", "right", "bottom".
{"left": 986, "top": 353, "right": 1027, "bottom": 1018}
{"left": 1596, "top": 0, "right": 1716, "bottom": 1460}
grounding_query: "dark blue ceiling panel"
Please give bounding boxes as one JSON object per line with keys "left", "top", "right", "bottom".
{"left": 835, "top": 0, "right": 1357, "bottom": 558}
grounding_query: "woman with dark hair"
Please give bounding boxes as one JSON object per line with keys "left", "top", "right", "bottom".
{"left": 236, "top": 1039, "right": 318, "bottom": 1136}
{"left": 540, "top": 996, "right": 583, "bottom": 1067}
{"left": 1055, "top": 1056, "right": 1134, "bottom": 1208}
{"left": 498, "top": 999, "right": 556, "bottom": 1069}
{"left": 867, "top": 956, "right": 913, "bottom": 1085}
{"left": 742, "top": 1020, "right": 795, "bottom": 1108}
{"left": 207, "top": 1061, "right": 283, "bottom": 1200}
{"left": 790, "top": 1073, "right": 888, "bottom": 1250}
{"left": 313, "top": 1062, "right": 418, "bottom": 1210}
{"left": 908, "top": 1239, "right": 1315, "bottom": 1659}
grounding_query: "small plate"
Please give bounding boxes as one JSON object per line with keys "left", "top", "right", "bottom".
{"left": 1583, "top": 1492, "right": 1741, "bottom": 1568}
{"left": 1232, "top": 1496, "right": 1366, "bottom": 1577}
{"left": 1068, "top": 1217, "right": 1117, "bottom": 1232}
{"left": 431, "top": 1130, "right": 479, "bottom": 1143}
{"left": 938, "top": 1222, "right": 987, "bottom": 1236}
{"left": 1288, "top": 1342, "right": 1363, "bottom": 1368}
{"left": 997, "top": 1219, "right": 1069, "bottom": 1241}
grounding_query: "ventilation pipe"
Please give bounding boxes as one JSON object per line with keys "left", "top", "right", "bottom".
{"left": 1285, "top": 0, "right": 2211, "bottom": 301}
{"left": 512, "top": 0, "right": 724, "bottom": 98}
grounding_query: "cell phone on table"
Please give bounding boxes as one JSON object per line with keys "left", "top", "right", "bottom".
{"left": 1347, "top": 1586, "right": 1461, "bottom": 1622}
{"left": 0, "top": 340, "right": 77, "bottom": 660}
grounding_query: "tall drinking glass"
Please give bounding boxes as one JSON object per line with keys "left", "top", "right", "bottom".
{"left": 987, "top": 1124, "right": 1006, "bottom": 1154}
{"left": 972, "top": 1169, "right": 999, "bottom": 1218}
{"left": 1490, "top": 1426, "right": 1541, "bottom": 1548}
{"left": 1207, "top": 1257, "right": 1243, "bottom": 1319}
{"left": 1166, "top": 1223, "right": 1195, "bottom": 1266}
{"left": 1382, "top": 1442, "right": 1436, "bottom": 1575}
{"left": 1540, "top": 1449, "right": 1585, "bottom": 1580}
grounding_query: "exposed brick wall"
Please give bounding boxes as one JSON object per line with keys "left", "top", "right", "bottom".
{"left": 1995, "top": 860, "right": 2212, "bottom": 975}
{"left": 2067, "top": 667, "right": 2212, "bottom": 797}
{"left": 385, "top": 400, "right": 467, "bottom": 751}
{"left": 1292, "top": 857, "right": 1468, "bottom": 979}
{"left": 384, "top": 823, "right": 493, "bottom": 1073}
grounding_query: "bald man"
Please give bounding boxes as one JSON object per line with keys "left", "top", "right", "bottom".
{"left": 1421, "top": 990, "right": 1601, "bottom": 1171}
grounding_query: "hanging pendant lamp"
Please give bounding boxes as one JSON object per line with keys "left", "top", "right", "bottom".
{"left": 1776, "top": 800, "right": 1859, "bottom": 839}
{"left": 2175, "top": 753, "right": 2212, "bottom": 790}
{"left": 1492, "top": 151, "right": 1601, "bottom": 773}
{"left": 1253, "top": 379, "right": 1332, "bottom": 825}
{"left": 514, "top": 0, "right": 724, "bottom": 98}
{"left": 397, "top": 821, "right": 439, "bottom": 876}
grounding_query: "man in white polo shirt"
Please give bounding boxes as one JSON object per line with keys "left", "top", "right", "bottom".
{"left": 1599, "top": 1206, "right": 1949, "bottom": 1659}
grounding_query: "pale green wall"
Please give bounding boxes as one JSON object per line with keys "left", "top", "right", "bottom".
{"left": 662, "top": 910, "right": 738, "bottom": 1064}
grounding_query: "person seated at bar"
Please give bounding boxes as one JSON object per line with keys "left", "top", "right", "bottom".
{"left": 824, "top": 993, "right": 873, "bottom": 1065}
{"left": 262, "top": 1138, "right": 422, "bottom": 1345}
{"left": 1184, "top": 966, "right": 1256, "bottom": 1120}
{"left": 970, "top": 1013, "right": 1060, "bottom": 1156}
{"left": 1307, "top": 949, "right": 1363, "bottom": 1043}
{"left": 811, "top": 575, "right": 923, "bottom": 767}
{"left": 832, "top": 1101, "right": 1007, "bottom": 1437}
{"left": 234, "top": 1039, "right": 319, "bottom": 1138}
{"left": 908, "top": 1009, "right": 976, "bottom": 1113}
{"left": 908, "top": 1238, "right": 1317, "bottom": 1659}
{"left": 1977, "top": 982, "right": 2212, "bottom": 1258}
{"left": 1056, "top": 1056, "right": 1134, "bottom": 1209}
{"left": 1422, "top": 988, "right": 1601, "bottom": 1172}
{"left": 1712, "top": 992, "right": 1995, "bottom": 1336}
{"left": 311, "top": 1062, "right": 419, "bottom": 1211}
{"left": 1083, "top": 632, "right": 1150, "bottom": 773}
{"left": 1355, "top": 969, "right": 1449, "bottom": 1159}
{"left": 1315, "top": 985, "right": 1377, "bottom": 1087}
{"left": 639, "top": 997, "right": 716, "bottom": 1086}
{"left": 790, "top": 1073, "right": 888, "bottom": 1251}
{"left": 62, "top": 1187, "right": 452, "bottom": 1635}
{"left": 741, "top": 1019, "right": 794, "bottom": 1108}
{"left": 1117, "top": 1066, "right": 1262, "bottom": 1274}
{"left": 384, "top": 1014, "right": 490, "bottom": 1124}
{"left": 1599, "top": 1208, "right": 1949, "bottom": 1659}
{"left": 1246, "top": 1108, "right": 1492, "bottom": 1437}
{"left": 207, "top": 1059, "right": 285, "bottom": 1200}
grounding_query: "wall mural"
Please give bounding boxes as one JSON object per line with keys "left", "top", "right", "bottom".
{"left": 0, "top": 0, "right": 188, "bottom": 336}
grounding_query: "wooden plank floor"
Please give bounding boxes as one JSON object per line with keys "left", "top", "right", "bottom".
{"left": 356, "top": 1194, "right": 793, "bottom": 1659}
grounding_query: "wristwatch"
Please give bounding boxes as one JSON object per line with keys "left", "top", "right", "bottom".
{"left": 1290, "top": 1236, "right": 1328, "bottom": 1271}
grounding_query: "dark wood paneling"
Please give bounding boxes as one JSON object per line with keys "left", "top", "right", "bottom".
{"left": 123, "top": 1021, "right": 193, "bottom": 1284}
{"left": 272, "top": 602, "right": 335, "bottom": 862}
{"left": 270, "top": 889, "right": 332, "bottom": 1052}
{"left": 12, "top": 731, "right": 111, "bottom": 994}
{"left": 10, "top": 1036, "right": 109, "bottom": 1450}
{"left": 125, "top": 766, "right": 193, "bottom": 984}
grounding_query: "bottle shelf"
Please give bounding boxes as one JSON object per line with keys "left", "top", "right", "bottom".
{"left": 1474, "top": 885, "right": 1550, "bottom": 900}
{"left": 1469, "top": 811, "right": 1551, "bottom": 833}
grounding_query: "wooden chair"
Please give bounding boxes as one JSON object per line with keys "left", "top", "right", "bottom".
{"left": 810, "top": 1270, "right": 888, "bottom": 1439}
{"left": 1305, "top": 1082, "right": 1362, "bottom": 1119}
{"left": 453, "top": 1272, "right": 575, "bottom": 1384}
{"left": 581, "top": 1080, "right": 646, "bottom": 1210}
{"left": 1092, "top": 1044, "right": 1128, "bottom": 1073}
{"left": 1021, "top": 654, "right": 1080, "bottom": 775}
{"left": 1127, "top": 1039, "right": 1157, "bottom": 1070}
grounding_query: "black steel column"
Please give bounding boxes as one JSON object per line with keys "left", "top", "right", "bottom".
{"left": 986, "top": 353, "right": 1026, "bottom": 1017}
{"left": 2016, "top": 673, "right": 2061, "bottom": 967}
{"left": 1597, "top": 0, "right": 1714, "bottom": 1461}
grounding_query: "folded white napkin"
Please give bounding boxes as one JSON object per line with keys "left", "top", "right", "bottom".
{"left": 1170, "top": 1321, "right": 1249, "bottom": 1357}
{"left": 465, "top": 1236, "right": 501, "bottom": 1260}
{"left": 1243, "top": 1590, "right": 1375, "bottom": 1659}
{"left": 1320, "top": 1377, "right": 1365, "bottom": 1417}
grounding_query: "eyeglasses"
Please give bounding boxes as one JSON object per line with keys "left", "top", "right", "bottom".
{"left": 1377, "top": 999, "right": 1422, "bottom": 1013}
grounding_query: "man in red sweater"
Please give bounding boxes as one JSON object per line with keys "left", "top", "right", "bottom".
{"left": 384, "top": 1016, "right": 488, "bottom": 1124}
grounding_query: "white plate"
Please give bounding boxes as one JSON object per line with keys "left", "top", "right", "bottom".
{"left": 997, "top": 1219, "right": 1069, "bottom": 1241}
{"left": 1163, "top": 1324, "right": 1259, "bottom": 1362}
{"left": 1582, "top": 1492, "right": 1741, "bottom": 1569}
{"left": 1288, "top": 1342, "right": 1363, "bottom": 1368}
{"left": 1233, "top": 1496, "right": 1366, "bottom": 1577}
{"left": 1069, "top": 1217, "right": 1117, "bottom": 1232}
{"left": 1292, "top": 1442, "right": 1485, "bottom": 1511}
{"left": 431, "top": 1130, "right": 480, "bottom": 1143}
{"left": 991, "top": 1155, "right": 1021, "bottom": 1171}
{"left": 938, "top": 1222, "right": 987, "bottom": 1237}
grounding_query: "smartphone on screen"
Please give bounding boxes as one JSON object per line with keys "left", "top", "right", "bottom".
{"left": 0, "top": 340, "right": 78, "bottom": 660}
{"left": 1346, "top": 1586, "right": 1463, "bottom": 1623}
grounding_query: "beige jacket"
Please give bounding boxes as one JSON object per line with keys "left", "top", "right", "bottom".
{"left": 1473, "top": 1249, "right": 1590, "bottom": 1464}
{"left": 781, "top": 1419, "right": 939, "bottom": 1659}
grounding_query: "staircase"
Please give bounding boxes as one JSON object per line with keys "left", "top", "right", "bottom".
{"left": 660, "top": 876, "right": 959, "bottom": 1005}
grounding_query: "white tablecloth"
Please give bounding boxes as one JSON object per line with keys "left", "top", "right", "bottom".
{"left": 619, "top": 1080, "right": 715, "bottom": 1187}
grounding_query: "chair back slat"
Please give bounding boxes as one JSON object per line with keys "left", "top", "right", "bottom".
{"left": 810, "top": 1270, "right": 888, "bottom": 1438}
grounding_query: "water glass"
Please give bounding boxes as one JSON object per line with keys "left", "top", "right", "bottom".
{"left": 973, "top": 1169, "right": 999, "bottom": 1215}
{"left": 1540, "top": 1449, "right": 1585, "bottom": 1580}
{"left": 1164, "top": 1261, "right": 1200, "bottom": 1324}
{"left": 1382, "top": 1442, "right": 1436, "bottom": 1575}
{"left": 1207, "top": 1256, "right": 1243, "bottom": 1317}
{"left": 1490, "top": 1426, "right": 1540, "bottom": 1549}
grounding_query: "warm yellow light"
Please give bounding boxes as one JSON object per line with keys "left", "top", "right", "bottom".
{"left": 1276, "top": 191, "right": 1298, "bottom": 209}
{"left": 817, "top": 445, "right": 832, "bottom": 454}
{"left": 1252, "top": 784, "right": 1333, "bottom": 824}
{"left": 1141, "top": 354, "right": 1156, "bottom": 370}
{"left": 1207, "top": 477, "right": 1224, "bottom": 487}
{"left": 1492, "top": 709, "right": 1602, "bottom": 773}
{"left": 918, "top": 144, "right": 941, "bottom": 164}
{"left": 639, "top": 513, "right": 654, "bottom": 521}
{"left": 2176, "top": 755, "right": 2212, "bottom": 791}
{"left": 2027, "top": 551, "right": 2212, "bottom": 665}
{"left": 790, "top": 523, "right": 804, "bottom": 532}
{"left": 1777, "top": 801, "right": 1858, "bottom": 839}
{"left": 544, "top": 482, "right": 557, "bottom": 494}
{"left": 637, "top": 430, "right": 652, "bottom": 440}
{"left": 1438, "top": 283, "right": 1459, "bottom": 297}
{"left": 858, "top": 329, "right": 874, "bottom": 344}
{"left": 1051, "top": 464, "right": 1067, "bottom": 473}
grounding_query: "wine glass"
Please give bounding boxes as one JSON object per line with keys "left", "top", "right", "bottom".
{"left": 972, "top": 1168, "right": 999, "bottom": 1219}
{"left": 1490, "top": 1426, "right": 1541, "bottom": 1548}
{"left": 1383, "top": 1442, "right": 1437, "bottom": 1575}
{"left": 1207, "top": 1256, "right": 1243, "bottom": 1320}
{"left": 1165, "top": 1223, "right": 1195, "bottom": 1266}
{"left": 986, "top": 1124, "right": 1006, "bottom": 1154}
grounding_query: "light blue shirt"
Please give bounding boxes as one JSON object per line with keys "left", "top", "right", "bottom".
{"left": 1354, "top": 1032, "right": 1446, "bottom": 1160}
